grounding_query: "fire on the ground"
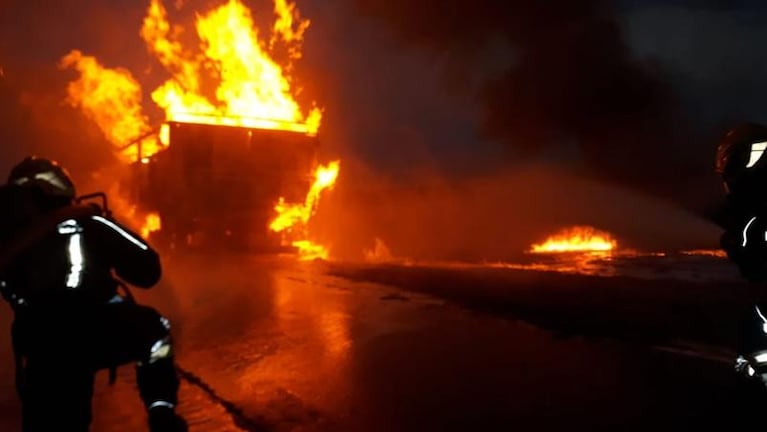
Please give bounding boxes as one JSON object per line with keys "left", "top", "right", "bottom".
{"left": 530, "top": 226, "right": 618, "bottom": 254}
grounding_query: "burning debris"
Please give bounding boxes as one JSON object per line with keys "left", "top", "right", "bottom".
{"left": 60, "top": 0, "right": 338, "bottom": 258}
{"left": 531, "top": 226, "right": 617, "bottom": 254}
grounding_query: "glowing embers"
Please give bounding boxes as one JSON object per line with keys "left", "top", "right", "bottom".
{"left": 530, "top": 226, "right": 617, "bottom": 254}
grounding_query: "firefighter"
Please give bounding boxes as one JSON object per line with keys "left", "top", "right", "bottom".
{"left": 715, "top": 123, "right": 767, "bottom": 381}
{"left": 0, "top": 156, "right": 186, "bottom": 431}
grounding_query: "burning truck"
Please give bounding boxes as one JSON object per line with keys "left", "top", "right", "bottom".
{"left": 126, "top": 119, "right": 319, "bottom": 252}
{"left": 60, "top": 0, "right": 339, "bottom": 259}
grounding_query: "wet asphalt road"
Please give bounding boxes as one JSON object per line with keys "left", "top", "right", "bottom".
{"left": 0, "top": 254, "right": 753, "bottom": 431}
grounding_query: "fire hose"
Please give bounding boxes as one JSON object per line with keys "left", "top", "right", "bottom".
{"left": 116, "top": 280, "right": 265, "bottom": 432}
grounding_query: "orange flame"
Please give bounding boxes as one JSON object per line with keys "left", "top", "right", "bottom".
{"left": 270, "top": 161, "right": 340, "bottom": 232}
{"left": 270, "top": 161, "right": 340, "bottom": 259}
{"left": 62, "top": 0, "right": 337, "bottom": 257}
{"left": 680, "top": 249, "right": 727, "bottom": 258}
{"left": 63, "top": 0, "right": 321, "bottom": 155}
{"left": 141, "top": 0, "right": 321, "bottom": 134}
{"left": 271, "top": 0, "right": 310, "bottom": 62}
{"left": 531, "top": 226, "right": 617, "bottom": 253}
{"left": 292, "top": 240, "right": 329, "bottom": 261}
{"left": 140, "top": 212, "right": 163, "bottom": 239}
{"left": 59, "top": 50, "right": 162, "bottom": 160}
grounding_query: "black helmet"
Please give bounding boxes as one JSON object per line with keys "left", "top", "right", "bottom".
{"left": 715, "top": 123, "right": 767, "bottom": 196}
{"left": 7, "top": 156, "right": 76, "bottom": 200}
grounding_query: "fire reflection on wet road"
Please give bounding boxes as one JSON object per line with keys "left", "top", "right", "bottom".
{"left": 0, "top": 254, "right": 747, "bottom": 431}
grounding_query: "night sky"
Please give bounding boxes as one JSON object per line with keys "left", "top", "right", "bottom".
{"left": 1, "top": 0, "right": 766, "bottom": 210}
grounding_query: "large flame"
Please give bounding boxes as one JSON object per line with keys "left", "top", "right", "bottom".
{"left": 62, "top": 0, "right": 338, "bottom": 257}
{"left": 63, "top": 0, "right": 321, "bottom": 155}
{"left": 531, "top": 226, "right": 617, "bottom": 253}
{"left": 59, "top": 51, "right": 162, "bottom": 160}
{"left": 141, "top": 0, "right": 321, "bottom": 135}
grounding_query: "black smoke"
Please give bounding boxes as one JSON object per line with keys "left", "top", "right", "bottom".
{"left": 346, "top": 0, "right": 709, "bottom": 200}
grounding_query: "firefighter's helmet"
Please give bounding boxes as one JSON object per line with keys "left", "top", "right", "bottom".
{"left": 715, "top": 123, "right": 767, "bottom": 196}
{"left": 7, "top": 156, "right": 76, "bottom": 200}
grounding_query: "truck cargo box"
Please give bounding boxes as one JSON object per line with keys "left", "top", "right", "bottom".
{"left": 130, "top": 121, "right": 319, "bottom": 251}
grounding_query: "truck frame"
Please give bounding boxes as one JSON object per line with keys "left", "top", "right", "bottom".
{"left": 127, "top": 121, "right": 319, "bottom": 251}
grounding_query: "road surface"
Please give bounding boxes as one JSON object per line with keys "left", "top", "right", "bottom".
{"left": 0, "top": 254, "right": 755, "bottom": 431}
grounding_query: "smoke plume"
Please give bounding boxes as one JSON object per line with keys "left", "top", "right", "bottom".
{"left": 346, "top": 0, "right": 702, "bottom": 197}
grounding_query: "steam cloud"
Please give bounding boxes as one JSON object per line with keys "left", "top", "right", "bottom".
{"left": 311, "top": 161, "right": 721, "bottom": 262}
